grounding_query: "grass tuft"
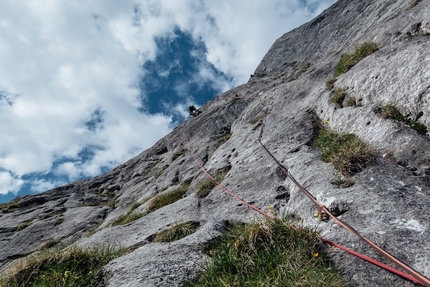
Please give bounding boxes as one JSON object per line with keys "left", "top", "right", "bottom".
{"left": 332, "top": 178, "right": 355, "bottom": 188}
{"left": 334, "top": 42, "right": 378, "bottom": 77}
{"left": 332, "top": 88, "right": 348, "bottom": 107}
{"left": 0, "top": 245, "right": 127, "bottom": 287}
{"left": 172, "top": 150, "right": 187, "bottom": 161}
{"left": 184, "top": 217, "right": 346, "bottom": 287}
{"left": 380, "top": 104, "right": 428, "bottom": 135}
{"left": 147, "top": 184, "right": 190, "bottom": 214}
{"left": 7, "top": 220, "right": 33, "bottom": 232}
{"left": 154, "top": 164, "right": 169, "bottom": 179}
{"left": 111, "top": 200, "right": 147, "bottom": 226}
{"left": 54, "top": 217, "right": 64, "bottom": 226}
{"left": 313, "top": 120, "right": 374, "bottom": 176}
{"left": 250, "top": 113, "right": 265, "bottom": 125}
{"left": 299, "top": 62, "right": 311, "bottom": 74}
{"left": 326, "top": 77, "right": 337, "bottom": 91}
{"left": 140, "top": 159, "right": 162, "bottom": 177}
{"left": 195, "top": 173, "right": 227, "bottom": 198}
{"left": 408, "top": 0, "right": 422, "bottom": 9}
{"left": 153, "top": 222, "right": 199, "bottom": 243}
{"left": 213, "top": 133, "right": 232, "bottom": 151}
{"left": 0, "top": 201, "right": 19, "bottom": 213}
{"left": 40, "top": 239, "right": 62, "bottom": 250}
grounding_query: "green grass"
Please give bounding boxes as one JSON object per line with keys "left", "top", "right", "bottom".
{"left": 153, "top": 222, "right": 199, "bottom": 243}
{"left": 140, "top": 158, "right": 162, "bottom": 177}
{"left": 299, "top": 62, "right": 311, "bottom": 74}
{"left": 147, "top": 184, "right": 190, "bottom": 214}
{"left": 195, "top": 173, "right": 227, "bottom": 198}
{"left": 332, "top": 88, "right": 348, "bottom": 107}
{"left": 334, "top": 42, "right": 379, "bottom": 77}
{"left": 326, "top": 77, "right": 337, "bottom": 91}
{"left": 154, "top": 164, "right": 169, "bottom": 179}
{"left": 54, "top": 217, "right": 64, "bottom": 226}
{"left": 184, "top": 217, "right": 346, "bottom": 287}
{"left": 213, "top": 133, "right": 232, "bottom": 151}
{"left": 408, "top": 0, "right": 422, "bottom": 9}
{"left": 0, "top": 201, "right": 19, "bottom": 213}
{"left": 250, "top": 113, "right": 265, "bottom": 125}
{"left": 7, "top": 220, "right": 33, "bottom": 232}
{"left": 380, "top": 104, "right": 428, "bottom": 135}
{"left": 313, "top": 120, "right": 374, "bottom": 176}
{"left": 332, "top": 178, "right": 355, "bottom": 188}
{"left": 344, "top": 96, "right": 356, "bottom": 107}
{"left": 111, "top": 200, "right": 147, "bottom": 226}
{"left": 40, "top": 239, "right": 62, "bottom": 250}
{"left": 0, "top": 245, "right": 127, "bottom": 287}
{"left": 172, "top": 150, "right": 187, "bottom": 161}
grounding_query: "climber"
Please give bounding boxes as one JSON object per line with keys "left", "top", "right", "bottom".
{"left": 188, "top": 105, "right": 201, "bottom": 117}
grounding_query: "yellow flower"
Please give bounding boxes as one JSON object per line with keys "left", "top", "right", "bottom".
{"left": 313, "top": 253, "right": 319, "bottom": 258}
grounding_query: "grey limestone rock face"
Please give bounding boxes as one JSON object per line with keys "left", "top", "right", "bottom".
{"left": 2, "top": 0, "right": 430, "bottom": 286}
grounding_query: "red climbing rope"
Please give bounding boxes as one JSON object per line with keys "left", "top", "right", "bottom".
{"left": 182, "top": 122, "right": 429, "bottom": 286}
{"left": 183, "top": 124, "right": 274, "bottom": 219}
{"left": 256, "top": 117, "right": 430, "bottom": 287}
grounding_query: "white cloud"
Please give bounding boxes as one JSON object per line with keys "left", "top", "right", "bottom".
{"left": 0, "top": 172, "right": 23, "bottom": 195}
{"left": 31, "top": 179, "right": 66, "bottom": 193}
{"left": 0, "top": 0, "right": 335, "bottom": 196}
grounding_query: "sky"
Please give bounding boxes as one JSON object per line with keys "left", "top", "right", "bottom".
{"left": 0, "top": 0, "right": 335, "bottom": 203}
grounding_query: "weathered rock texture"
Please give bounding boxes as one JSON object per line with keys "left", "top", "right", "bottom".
{"left": 1, "top": 0, "right": 430, "bottom": 286}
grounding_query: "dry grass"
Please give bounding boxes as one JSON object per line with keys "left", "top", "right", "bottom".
{"left": 332, "top": 88, "right": 348, "bottom": 107}
{"left": 153, "top": 222, "right": 199, "bottom": 243}
{"left": 147, "top": 184, "right": 190, "bottom": 214}
{"left": 313, "top": 120, "right": 375, "bottom": 176}
{"left": 184, "top": 217, "right": 346, "bottom": 287}
{"left": 195, "top": 173, "right": 227, "bottom": 198}
{"left": 380, "top": 104, "right": 428, "bottom": 135}
{"left": 171, "top": 150, "right": 187, "bottom": 161}
{"left": 334, "top": 42, "right": 378, "bottom": 77}
{"left": 0, "top": 245, "right": 127, "bottom": 287}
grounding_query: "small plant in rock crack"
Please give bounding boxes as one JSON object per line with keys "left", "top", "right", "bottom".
{"left": 153, "top": 222, "right": 199, "bottom": 243}
{"left": 326, "top": 77, "right": 337, "bottom": 91}
{"left": 146, "top": 184, "right": 190, "bottom": 214}
{"left": 408, "top": 0, "right": 422, "bottom": 9}
{"left": 334, "top": 42, "right": 379, "bottom": 77}
{"left": 111, "top": 199, "right": 148, "bottom": 227}
{"left": 171, "top": 149, "right": 187, "bottom": 161}
{"left": 195, "top": 173, "right": 227, "bottom": 198}
{"left": 332, "top": 178, "right": 355, "bottom": 188}
{"left": 331, "top": 88, "right": 348, "bottom": 108}
{"left": 313, "top": 119, "right": 375, "bottom": 176}
{"left": 380, "top": 104, "right": 428, "bottom": 135}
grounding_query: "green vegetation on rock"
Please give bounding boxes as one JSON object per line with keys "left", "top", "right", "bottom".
{"left": 153, "top": 222, "right": 199, "bottom": 243}
{"left": 8, "top": 220, "right": 33, "bottom": 232}
{"left": 334, "top": 42, "right": 378, "bottom": 77}
{"left": 147, "top": 184, "right": 190, "bottom": 214}
{"left": 154, "top": 164, "right": 169, "bottom": 179}
{"left": 332, "top": 88, "right": 348, "bottom": 107}
{"left": 380, "top": 104, "right": 428, "bottom": 135}
{"left": 184, "top": 217, "right": 346, "bottom": 287}
{"left": 172, "top": 150, "right": 187, "bottom": 161}
{"left": 408, "top": 0, "right": 422, "bottom": 9}
{"left": 313, "top": 120, "right": 374, "bottom": 176}
{"left": 0, "top": 245, "right": 127, "bottom": 287}
{"left": 112, "top": 200, "right": 146, "bottom": 226}
{"left": 332, "top": 178, "right": 355, "bottom": 188}
{"left": 214, "top": 133, "right": 232, "bottom": 151}
{"left": 195, "top": 173, "right": 227, "bottom": 198}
